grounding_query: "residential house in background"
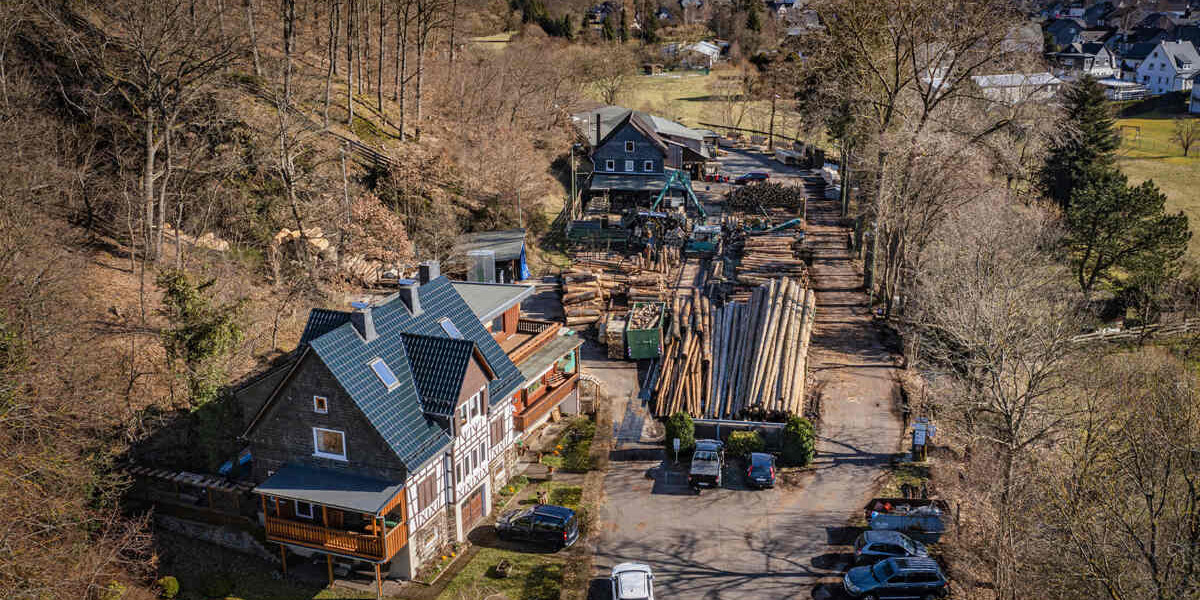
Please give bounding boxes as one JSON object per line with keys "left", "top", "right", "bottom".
{"left": 1134, "top": 40, "right": 1199, "bottom": 94}
{"left": 971, "top": 72, "right": 1065, "bottom": 105}
{"left": 572, "top": 106, "right": 709, "bottom": 205}
{"left": 237, "top": 266, "right": 584, "bottom": 588}
{"left": 1049, "top": 42, "right": 1119, "bottom": 78}
{"left": 681, "top": 41, "right": 721, "bottom": 68}
{"left": 1047, "top": 18, "right": 1087, "bottom": 47}
{"left": 1118, "top": 41, "right": 1160, "bottom": 80}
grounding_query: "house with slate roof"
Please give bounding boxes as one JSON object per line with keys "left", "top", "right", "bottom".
{"left": 236, "top": 264, "right": 583, "bottom": 588}
{"left": 571, "top": 106, "right": 710, "bottom": 207}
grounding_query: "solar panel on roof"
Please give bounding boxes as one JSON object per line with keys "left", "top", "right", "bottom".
{"left": 369, "top": 358, "right": 401, "bottom": 390}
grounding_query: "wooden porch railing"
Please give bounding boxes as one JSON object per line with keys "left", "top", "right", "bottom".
{"left": 265, "top": 516, "right": 406, "bottom": 561}
{"left": 514, "top": 373, "right": 579, "bottom": 431}
{"left": 509, "top": 320, "right": 562, "bottom": 365}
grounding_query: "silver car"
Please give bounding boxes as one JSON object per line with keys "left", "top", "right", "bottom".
{"left": 611, "top": 562, "right": 655, "bottom": 600}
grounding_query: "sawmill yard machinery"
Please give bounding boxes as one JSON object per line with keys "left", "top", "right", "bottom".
{"left": 651, "top": 169, "right": 706, "bottom": 219}
{"left": 685, "top": 224, "right": 723, "bottom": 257}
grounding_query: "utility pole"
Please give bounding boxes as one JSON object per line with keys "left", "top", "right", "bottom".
{"left": 569, "top": 144, "right": 577, "bottom": 233}
{"left": 767, "top": 92, "right": 778, "bottom": 152}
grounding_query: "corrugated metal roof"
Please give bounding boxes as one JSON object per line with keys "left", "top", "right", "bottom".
{"left": 455, "top": 228, "right": 527, "bottom": 262}
{"left": 590, "top": 172, "right": 669, "bottom": 192}
{"left": 451, "top": 282, "right": 535, "bottom": 323}
{"left": 517, "top": 334, "right": 584, "bottom": 381}
{"left": 254, "top": 464, "right": 404, "bottom": 514}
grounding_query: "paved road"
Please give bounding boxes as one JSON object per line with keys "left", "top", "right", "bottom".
{"left": 589, "top": 173, "right": 905, "bottom": 600}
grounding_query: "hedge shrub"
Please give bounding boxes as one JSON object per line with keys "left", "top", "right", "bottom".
{"left": 663, "top": 412, "right": 695, "bottom": 457}
{"left": 781, "top": 415, "right": 815, "bottom": 466}
{"left": 725, "top": 430, "right": 765, "bottom": 458}
{"left": 561, "top": 419, "right": 596, "bottom": 472}
{"left": 155, "top": 576, "right": 180, "bottom": 599}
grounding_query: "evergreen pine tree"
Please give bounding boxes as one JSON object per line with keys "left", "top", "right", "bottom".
{"left": 746, "top": 4, "right": 762, "bottom": 32}
{"left": 1040, "top": 75, "right": 1121, "bottom": 209}
{"left": 619, "top": 9, "right": 629, "bottom": 42}
{"left": 601, "top": 15, "right": 615, "bottom": 41}
{"left": 643, "top": 4, "right": 660, "bottom": 43}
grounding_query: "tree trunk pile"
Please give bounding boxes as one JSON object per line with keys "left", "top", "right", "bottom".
{"left": 727, "top": 182, "right": 806, "bottom": 210}
{"left": 563, "top": 247, "right": 681, "bottom": 331}
{"left": 654, "top": 276, "right": 815, "bottom": 419}
{"left": 730, "top": 233, "right": 809, "bottom": 300}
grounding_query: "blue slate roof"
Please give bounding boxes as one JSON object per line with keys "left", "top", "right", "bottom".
{"left": 401, "top": 333, "right": 476, "bottom": 417}
{"left": 303, "top": 276, "right": 523, "bottom": 470}
{"left": 299, "top": 308, "right": 351, "bottom": 346}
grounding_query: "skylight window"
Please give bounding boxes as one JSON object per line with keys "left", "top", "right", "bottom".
{"left": 439, "top": 318, "right": 464, "bottom": 339}
{"left": 369, "top": 358, "right": 401, "bottom": 390}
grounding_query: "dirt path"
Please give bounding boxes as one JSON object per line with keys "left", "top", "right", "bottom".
{"left": 798, "top": 182, "right": 906, "bottom": 596}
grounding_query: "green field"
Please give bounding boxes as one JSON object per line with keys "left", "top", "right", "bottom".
{"left": 615, "top": 70, "right": 794, "bottom": 133}
{"left": 1117, "top": 114, "right": 1200, "bottom": 258}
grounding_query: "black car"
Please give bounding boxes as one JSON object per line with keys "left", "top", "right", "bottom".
{"left": 494, "top": 504, "right": 579, "bottom": 550}
{"left": 853, "top": 530, "right": 928, "bottom": 565}
{"left": 843, "top": 557, "right": 948, "bottom": 600}
{"left": 746, "top": 452, "right": 776, "bottom": 488}
{"left": 733, "top": 172, "right": 770, "bottom": 185}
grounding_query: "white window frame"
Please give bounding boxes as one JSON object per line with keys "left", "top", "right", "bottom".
{"left": 625, "top": 160, "right": 635, "bottom": 172}
{"left": 368, "top": 358, "right": 401, "bottom": 391}
{"left": 313, "top": 395, "right": 328, "bottom": 414}
{"left": 644, "top": 160, "right": 654, "bottom": 171}
{"left": 295, "top": 500, "right": 315, "bottom": 519}
{"left": 312, "top": 427, "right": 348, "bottom": 461}
{"left": 605, "top": 159, "right": 615, "bottom": 172}
{"left": 625, "top": 141, "right": 635, "bottom": 152}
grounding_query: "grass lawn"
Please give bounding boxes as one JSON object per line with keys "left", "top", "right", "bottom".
{"left": 435, "top": 483, "right": 584, "bottom": 600}
{"left": 1117, "top": 114, "right": 1200, "bottom": 258}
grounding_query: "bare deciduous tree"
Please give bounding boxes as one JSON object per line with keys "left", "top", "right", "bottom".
{"left": 1171, "top": 116, "right": 1199, "bottom": 157}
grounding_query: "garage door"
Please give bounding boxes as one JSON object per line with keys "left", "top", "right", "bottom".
{"left": 462, "top": 486, "right": 485, "bottom": 531}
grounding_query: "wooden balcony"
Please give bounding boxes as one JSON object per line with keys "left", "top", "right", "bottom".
{"left": 503, "top": 319, "right": 563, "bottom": 365}
{"left": 514, "top": 372, "right": 579, "bottom": 431}
{"left": 265, "top": 515, "right": 407, "bottom": 562}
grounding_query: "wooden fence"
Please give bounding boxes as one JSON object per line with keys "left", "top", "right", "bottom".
{"left": 1070, "top": 318, "right": 1200, "bottom": 345}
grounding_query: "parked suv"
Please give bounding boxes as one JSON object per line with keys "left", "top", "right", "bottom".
{"left": 843, "top": 557, "right": 948, "bottom": 599}
{"left": 733, "top": 172, "right": 770, "bottom": 185}
{"left": 611, "top": 562, "right": 655, "bottom": 600}
{"left": 853, "top": 531, "right": 928, "bottom": 565}
{"left": 745, "top": 452, "right": 776, "bottom": 489}
{"left": 495, "top": 504, "right": 579, "bottom": 550}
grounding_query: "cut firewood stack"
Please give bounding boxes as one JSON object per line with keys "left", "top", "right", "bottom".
{"left": 654, "top": 276, "right": 816, "bottom": 419}
{"left": 562, "top": 247, "right": 681, "bottom": 331}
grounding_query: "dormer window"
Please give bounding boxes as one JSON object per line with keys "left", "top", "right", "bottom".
{"left": 625, "top": 141, "right": 635, "bottom": 152}
{"left": 369, "top": 358, "right": 401, "bottom": 391}
{"left": 313, "top": 395, "right": 328, "bottom": 414}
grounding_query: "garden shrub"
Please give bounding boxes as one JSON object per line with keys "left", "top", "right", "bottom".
{"left": 781, "top": 415, "right": 815, "bottom": 467}
{"left": 663, "top": 411, "right": 695, "bottom": 457}
{"left": 561, "top": 418, "right": 596, "bottom": 472}
{"left": 725, "top": 430, "right": 765, "bottom": 458}
{"left": 156, "top": 576, "right": 180, "bottom": 599}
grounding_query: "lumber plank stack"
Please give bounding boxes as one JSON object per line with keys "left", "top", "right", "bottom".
{"left": 653, "top": 276, "right": 816, "bottom": 420}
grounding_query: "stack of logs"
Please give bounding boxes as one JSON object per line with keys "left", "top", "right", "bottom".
{"left": 727, "top": 182, "right": 806, "bottom": 210}
{"left": 562, "top": 247, "right": 680, "bottom": 328}
{"left": 654, "top": 276, "right": 815, "bottom": 418}
{"left": 731, "top": 234, "right": 809, "bottom": 299}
